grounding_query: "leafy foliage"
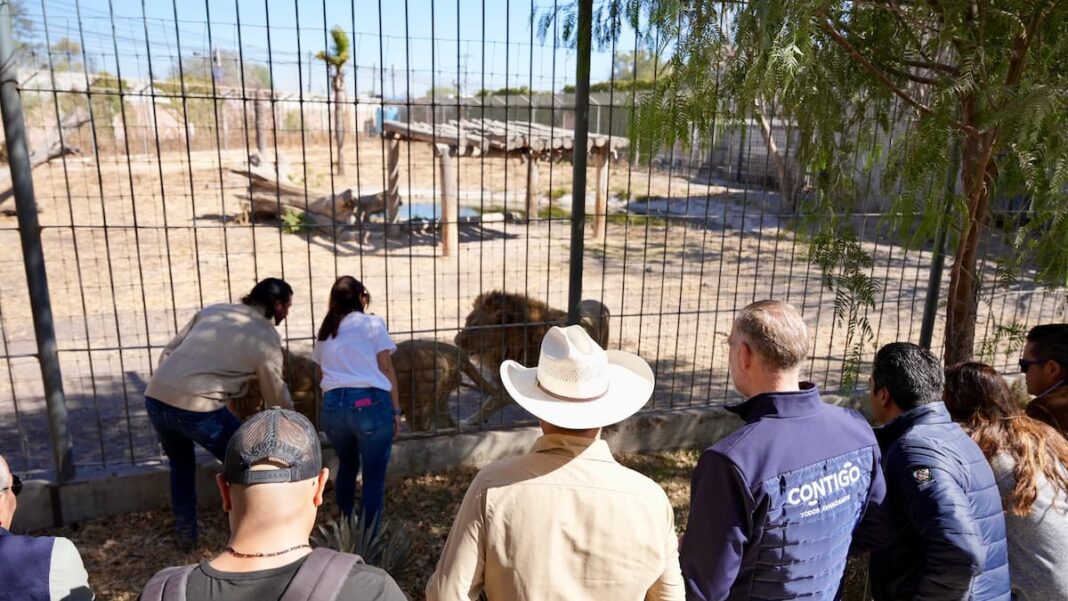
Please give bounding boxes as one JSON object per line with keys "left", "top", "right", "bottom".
{"left": 313, "top": 513, "right": 414, "bottom": 580}
{"left": 281, "top": 210, "right": 313, "bottom": 235}
{"left": 805, "top": 213, "right": 879, "bottom": 392}
{"left": 542, "top": 0, "right": 1068, "bottom": 363}
{"left": 316, "top": 26, "right": 352, "bottom": 69}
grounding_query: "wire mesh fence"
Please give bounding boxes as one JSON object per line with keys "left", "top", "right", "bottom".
{"left": 1, "top": 0, "right": 1065, "bottom": 478}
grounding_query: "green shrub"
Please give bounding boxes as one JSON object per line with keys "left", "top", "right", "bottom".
{"left": 313, "top": 513, "right": 414, "bottom": 579}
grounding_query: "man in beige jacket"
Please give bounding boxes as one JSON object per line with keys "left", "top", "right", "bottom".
{"left": 426, "top": 325, "right": 684, "bottom": 601}
{"left": 145, "top": 277, "right": 294, "bottom": 550}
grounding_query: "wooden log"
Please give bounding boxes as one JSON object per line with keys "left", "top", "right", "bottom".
{"left": 593, "top": 147, "right": 609, "bottom": 239}
{"left": 386, "top": 136, "right": 401, "bottom": 225}
{"left": 525, "top": 151, "right": 540, "bottom": 223}
{"left": 436, "top": 143, "right": 458, "bottom": 257}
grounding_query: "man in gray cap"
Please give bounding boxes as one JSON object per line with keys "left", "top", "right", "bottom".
{"left": 140, "top": 408, "right": 405, "bottom": 601}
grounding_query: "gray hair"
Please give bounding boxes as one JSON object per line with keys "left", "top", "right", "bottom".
{"left": 734, "top": 300, "right": 809, "bottom": 370}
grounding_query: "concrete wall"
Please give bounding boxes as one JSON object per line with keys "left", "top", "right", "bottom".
{"left": 10, "top": 397, "right": 857, "bottom": 532}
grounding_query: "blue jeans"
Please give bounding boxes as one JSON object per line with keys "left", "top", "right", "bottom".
{"left": 145, "top": 396, "right": 241, "bottom": 541}
{"left": 321, "top": 387, "right": 394, "bottom": 527}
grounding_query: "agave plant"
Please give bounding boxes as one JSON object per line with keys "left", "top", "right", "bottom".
{"left": 313, "top": 513, "right": 413, "bottom": 579}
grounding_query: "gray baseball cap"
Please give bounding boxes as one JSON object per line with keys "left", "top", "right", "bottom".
{"left": 223, "top": 407, "right": 322, "bottom": 485}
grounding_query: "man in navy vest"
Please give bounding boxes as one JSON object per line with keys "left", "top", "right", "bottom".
{"left": 868, "top": 343, "right": 1010, "bottom": 601}
{"left": 0, "top": 454, "right": 93, "bottom": 600}
{"left": 680, "top": 300, "right": 889, "bottom": 601}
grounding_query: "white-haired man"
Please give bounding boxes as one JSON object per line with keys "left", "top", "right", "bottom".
{"left": 680, "top": 300, "right": 888, "bottom": 600}
{"left": 0, "top": 454, "right": 93, "bottom": 600}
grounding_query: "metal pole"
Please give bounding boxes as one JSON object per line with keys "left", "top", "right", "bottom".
{"left": 0, "top": 0, "right": 74, "bottom": 480}
{"left": 567, "top": 0, "right": 593, "bottom": 325}
{"left": 919, "top": 140, "right": 961, "bottom": 351}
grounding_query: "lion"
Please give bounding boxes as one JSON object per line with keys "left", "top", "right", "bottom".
{"left": 229, "top": 341, "right": 501, "bottom": 434}
{"left": 454, "top": 291, "right": 610, "bottom": 425}
{"left": 228, "top": 349, "right": 319, "bottom": 425}
{"left": 392, "top": 339, "right": 501, "bottom": 432}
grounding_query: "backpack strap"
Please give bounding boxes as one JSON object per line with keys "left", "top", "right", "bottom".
{"left": 280, "top": 548, "right": 364, "bottom": 601}
{"left": 141, "top": 564, "right": 196, "bottom": 601}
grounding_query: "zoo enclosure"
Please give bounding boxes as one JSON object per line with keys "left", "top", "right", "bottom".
{"left": 0, "top": 0, "right": 1064, "bottom": 480}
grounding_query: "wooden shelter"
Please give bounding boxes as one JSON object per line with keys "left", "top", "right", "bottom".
{"left": 381, "top": 118, "right": 628, "bottom": 256}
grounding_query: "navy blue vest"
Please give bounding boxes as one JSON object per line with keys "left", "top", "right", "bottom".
{"left": 0, "top": 527, "right": 55, "bottom": 601}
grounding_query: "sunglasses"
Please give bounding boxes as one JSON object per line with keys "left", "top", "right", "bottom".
{"left": 0, "top": 474, "right": 22, "bottom": 497}
{"left": 1019, "top": 357, "right": 1049, "bottom": 373}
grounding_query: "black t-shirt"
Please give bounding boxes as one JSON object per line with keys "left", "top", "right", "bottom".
{"left": 182, "top": 555, "right": 407, "bottom": 601}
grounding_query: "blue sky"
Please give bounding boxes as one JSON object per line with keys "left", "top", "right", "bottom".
{"left": 19, "top": 0, "right": 643, "bottom": 98}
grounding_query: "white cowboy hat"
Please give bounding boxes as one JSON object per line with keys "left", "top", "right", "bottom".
{"left": 499, "top": 325, "right": 654, "bottom": 429}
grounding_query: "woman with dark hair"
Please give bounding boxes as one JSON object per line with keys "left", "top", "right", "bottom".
{"left": 313, "top": 276, "right": 402, "bottom": 528}
{"left": 944, "top": 362, "right": 1068, "bottom": 600}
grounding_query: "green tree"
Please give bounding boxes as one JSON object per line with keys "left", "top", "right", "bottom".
{"left": 316, "top": 26, "right": 351, "bottom": 176}
{"left": 50, "top": 37, "right": 83, "bottom": 73}
{"left": 180, "top": 49, "right": 271, "bottom": 89}
{"left": 548, "top": 1, "right": 1068, "bottom": 367}
{"left": 610, "top": 49, "right": 665, "bottom": 82}
{"left": 426, "top": 85, "right": 458, "bottom": 99}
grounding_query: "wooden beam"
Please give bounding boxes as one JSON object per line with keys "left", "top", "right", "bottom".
{"left": 436, "top": 143, "right": 458, "bottom": 257}
{"left": 592, "top": 148, "right": 609, "bottom": 239}
{"left": 525, "top": 152, "right": 540, "bottom": 223}
{"left": 386, "top": 136, "right": 401, "bottom": 227}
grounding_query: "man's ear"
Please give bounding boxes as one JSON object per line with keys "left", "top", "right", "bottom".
{"left": 216, "top": 474, "right": 233, "bottom": 513}
{"left": 1047, "top": 359, "right": 1066, "bottom": 382}
{"left": 313, "top": 468, "right": 329, "bottom": 507}
{"left": 739, "top": 340, "right": 753, "bottom": 370}
{"left": 873, "top": 386, "right": 893, "bottom": 410}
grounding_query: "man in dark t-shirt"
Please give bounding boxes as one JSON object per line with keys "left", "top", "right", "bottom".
{"left": 140, "top": 408, "right": 405, "bottom": 601}
{"left": 183, "top": 554, "right": 401, "bottom": 600}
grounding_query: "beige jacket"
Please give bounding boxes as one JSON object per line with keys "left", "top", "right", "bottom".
{"left": 426, "top": 434, "right": 685, "bottom": 601}
{"left": 145, "top": 303, "right": 292, "bottom": 412}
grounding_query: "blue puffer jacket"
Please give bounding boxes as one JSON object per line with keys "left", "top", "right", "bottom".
{"left": 871, "top": 402, "right": 1011, "bottom": 601}
{"left": 680, "top": 384, "right": 890, "bottom": 601}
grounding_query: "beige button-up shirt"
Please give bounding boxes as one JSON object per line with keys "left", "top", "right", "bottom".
{"left": 426, "top": 434, "right": 685, "bottom": 601}
{"left": 145, "top": 303, "right": 292, "bottom": 412}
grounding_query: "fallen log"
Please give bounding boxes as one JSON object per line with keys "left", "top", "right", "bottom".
{"left": 1, "top": 108, "right": 91, "bottom": 207}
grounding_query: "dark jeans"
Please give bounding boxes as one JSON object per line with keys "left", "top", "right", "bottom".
{"left": 321, "top": 387, "right": 394, "bottom": 528}
{"left": 145, "top": 396, "right": 241, "bottom": 541}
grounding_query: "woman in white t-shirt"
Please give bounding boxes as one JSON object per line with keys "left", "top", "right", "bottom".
{"left": 314, "top": 276, "right": 401, "bottom": 527}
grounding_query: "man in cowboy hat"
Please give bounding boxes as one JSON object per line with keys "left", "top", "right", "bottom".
{"left": 680, "top": 300, "right": 889, "bottom": 601}
{"left": 425, "top": 325, "right": 684, "bottom": 601}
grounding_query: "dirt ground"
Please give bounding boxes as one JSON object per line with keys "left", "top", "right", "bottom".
{"left": 1, "top": 137, "right": 1065, "bottom": 475}
{"left": 34, "top": 448, "right": 872, "bottom": 601}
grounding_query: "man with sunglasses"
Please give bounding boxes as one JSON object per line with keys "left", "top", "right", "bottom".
{"left": 1021, "top": 324, "right": 1068, "bottom": 438}
{"left": 0, "top": 454, "right": 94, "bottom": 600}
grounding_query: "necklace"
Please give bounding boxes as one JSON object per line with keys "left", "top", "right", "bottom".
{"left": 225, "top": 543, "right": 311, "bottom": 558}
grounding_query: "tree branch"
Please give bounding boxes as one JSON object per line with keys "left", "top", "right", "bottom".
{"left": 852, "top": 0, "right": 939, "bottom": 32}
{"left": 819, "top": 19, "right": 977, "bottom": 134}
{"left": 900, "top": 58, "right": 959, "bottom": 75}
{"left": 882, "top": 63, "right": 940, "bottom": 85}
{"left": 1004, "top": 3, "right": 1046, "bottom": 89}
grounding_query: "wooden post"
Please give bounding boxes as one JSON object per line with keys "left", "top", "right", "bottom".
{"left": 386, "top": 136, "right": 401, "bottom": 229}
{"left": 254, "top": 90, "right": 267, "bottom": 156}
{"left": 436, "top": 143, "right": 458, "bottom": 257}
{"left": 525, "top": 151, "right": 540, "bottom": 222}
{"left": 592, "top": 147, "right": 609, "bottom": 239}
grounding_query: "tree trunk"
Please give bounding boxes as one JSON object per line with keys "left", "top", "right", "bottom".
{"left": 755, "top": 101, "right": 799, "bottom": 202}
{"left": 333, "top": 73, "right": 346, "bottom": 176}
{"left": 254, "top": 90, "right": 266, "bottom": 156}
{"left": 944, "top": 129, "right": 996, "bottom": 365}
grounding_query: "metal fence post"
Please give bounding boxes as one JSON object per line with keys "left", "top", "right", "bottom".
{"left": 919, "top": 140, "right": 961, "bottom": 352}
{"left": 0, "top": 0, "right": 75, "bottom": 480}
{"left": 567, "top": 0, "right": 593, "bottom": 325}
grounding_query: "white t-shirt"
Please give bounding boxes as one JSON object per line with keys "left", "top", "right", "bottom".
{"left": 313, "top": 312, "right": 397, "bottom": 392}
